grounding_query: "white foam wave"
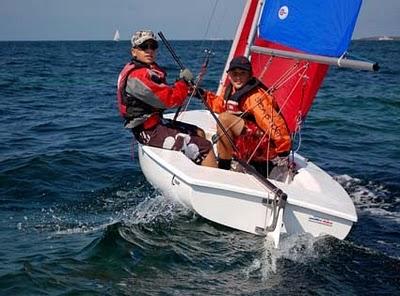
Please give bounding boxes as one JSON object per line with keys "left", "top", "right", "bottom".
{"left": 242, "top": 234, "right": 324, "bottom": 280}
{"left": 362, "top": 207, "right": 400, "bottom": 223}
{"left": 27, "top": 186, "right": 193, "bottom": 237}
{"left": 53, "top": 222, "right": 113, "bottom": 235}
{"left": 334, "top": 174, "right": 400, "bottom": 227}
{"left": 335, "top": 174, "right": 398, "bottom": 206}
{"left": 118, "top": 193, "right": 191, "bottom": 226}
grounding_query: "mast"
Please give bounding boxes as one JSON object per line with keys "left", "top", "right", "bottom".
{"left": 244, "top": 0, "right": 264, "bottom": 58}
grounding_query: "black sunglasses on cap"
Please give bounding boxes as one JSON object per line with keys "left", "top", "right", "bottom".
{"left": 137, "top": 41, "right": 158, "bottom": 51}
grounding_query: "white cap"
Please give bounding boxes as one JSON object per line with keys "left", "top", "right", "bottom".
{"left": 131, "top": 30, "right": 157, "bottom": 47}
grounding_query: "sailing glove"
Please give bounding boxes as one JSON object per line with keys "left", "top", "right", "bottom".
{"left": 179, "top": 68, "right": 194, "bottom": 83}
{"left": 188, "top": 86, "right": 206, "bottom": 99}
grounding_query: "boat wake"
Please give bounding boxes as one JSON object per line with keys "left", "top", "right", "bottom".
{"left": 13, "top": 171, "right": 397, "bottom": 291}
{"left": 239, "top": 173, "right": 400, "bottom": 281}
{"left": 13, "top": 176, "right": 162, "bottom": 235}
{"left": 335, "top": 174, "right": 399, "bottom": 221}
{"left": 117, "top": 194, "right": 193, "bottom": 227}
{"left": 334, "top": 174, "right": 400, "bottom": 258}
{"left": 11, "top": 174, "right": 395, "bottom": 295}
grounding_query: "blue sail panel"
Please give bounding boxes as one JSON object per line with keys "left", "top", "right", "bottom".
{"left": 258, "top": 0, "right": 362, "bottom": 57}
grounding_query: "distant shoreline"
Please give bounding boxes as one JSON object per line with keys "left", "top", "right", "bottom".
{"left": 0, "top": 37, "right": 399, "bottom": 42}
{"left": 355, "top": 36, "right": 400, "bottom": 41}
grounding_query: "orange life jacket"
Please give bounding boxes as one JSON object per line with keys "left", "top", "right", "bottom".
{"left": 205, "top": 79, "right": 291, "bottom": 160}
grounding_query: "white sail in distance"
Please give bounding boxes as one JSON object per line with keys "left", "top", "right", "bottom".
{"left": 113, "top": 30, "right": 120, "bottom": 41}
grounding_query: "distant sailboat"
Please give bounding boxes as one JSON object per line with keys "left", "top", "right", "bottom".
{"left": 113, "top": 30, "right": 120, "bottom": 42}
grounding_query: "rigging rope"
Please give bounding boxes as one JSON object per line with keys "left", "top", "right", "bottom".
{"left": 178, "top": 0, "right": 223, "bottom": 116}
{"left": 242, "top": 56, "right": 313, "bottom": 171}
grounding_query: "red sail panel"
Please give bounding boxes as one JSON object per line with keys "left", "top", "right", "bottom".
{"left": 218, "top": 0, "right": 260, "bottom": 93}
{"left": 251, "top": 39, "right": 329, "bottom": 133}
{"left": 228, "top": 0, "right": 259, "bottom": 59}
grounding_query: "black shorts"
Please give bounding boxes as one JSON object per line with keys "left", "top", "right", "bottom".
{"left": 133, "top": 119, "right": 212, "bottom": 165}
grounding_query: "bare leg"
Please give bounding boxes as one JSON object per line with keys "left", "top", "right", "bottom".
{"left": 217, "top": 112, "right": 245, "bottom": 160}
{"left": 201, "top": 150, "right": 218, "bottom": 168}
{"left": 193, "top": 127, "right": 218, "bottom": 167}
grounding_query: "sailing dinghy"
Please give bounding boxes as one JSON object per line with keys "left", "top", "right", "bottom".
{"left": 137, "top": 0, "right": 378, "bottom": 247}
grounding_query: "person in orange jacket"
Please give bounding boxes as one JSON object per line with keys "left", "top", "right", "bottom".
{"left": 202, "top": 56, "right": 291, "bottom": 175}
{"left": 117, "top": 30, "right": 217, "bottom": 167}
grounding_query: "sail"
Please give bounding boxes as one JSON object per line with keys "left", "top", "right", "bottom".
{"left": 218, "top": 0, "right": 261, "bottom": 94}
{"left": 220, "top": 0, "right": 362, "bottom": 133}
{"left": 259, "top": 0, "right": 362, "bottom": 57}
{"left": 113, "top": 30, "right": 120, "bottom": 42}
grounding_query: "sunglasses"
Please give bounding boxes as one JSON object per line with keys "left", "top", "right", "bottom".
{"left": 137, "top": 42, "right": 158, "bottom": 51}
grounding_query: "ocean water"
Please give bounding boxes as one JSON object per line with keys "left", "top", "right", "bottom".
{"left": 0, "top": 40, "right": 399, "bottom": 295}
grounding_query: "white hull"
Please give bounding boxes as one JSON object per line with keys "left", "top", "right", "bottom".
{"left": 138, "top": 110, "right": 357, "bottom": 247}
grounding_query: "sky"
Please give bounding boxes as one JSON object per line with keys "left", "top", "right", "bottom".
{"left": 0, "top": 0, "right": 399, "bottom": 41}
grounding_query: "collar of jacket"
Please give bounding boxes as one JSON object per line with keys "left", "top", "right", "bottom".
{"left": 225, "top": 77, "right": 268, "bottom": 103}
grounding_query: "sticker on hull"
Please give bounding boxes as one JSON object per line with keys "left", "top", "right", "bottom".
{"left": 309, "top": 216, "right": 333, "bottom": 227}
